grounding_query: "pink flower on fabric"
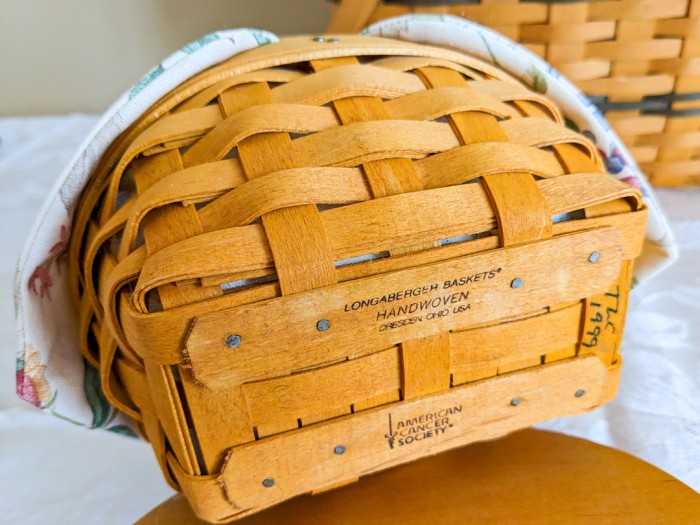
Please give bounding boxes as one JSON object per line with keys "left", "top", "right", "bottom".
{"left": 28, "top": 264, "right": 53, "bottom": 300}
{"left": 16, "top": 349, "right": 53, "bottom": 408}
{"left": 621, "top": 176, "right": 643, "bottom": 191}
{"left": 49, "top": 224, "right": 70, "bottom": 274}
{"left": 16, "top": 370, "right": 40, "bottom": 406}
{"left": 27, "top": 223, "right": 70, "bottom": 299}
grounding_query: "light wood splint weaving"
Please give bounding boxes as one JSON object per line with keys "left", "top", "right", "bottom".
{"left": 67, "top": 35, "right": 646, "bottom": 522}
{"left": 329, "top": 0, "right": 700, "bottom": 187}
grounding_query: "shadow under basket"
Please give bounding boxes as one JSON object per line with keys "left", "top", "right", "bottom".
{"left": 68, "top": 35, "right": 647, "bottom": 523}
{"left": 329, "top": 0, "right": 700, "bottom": 187}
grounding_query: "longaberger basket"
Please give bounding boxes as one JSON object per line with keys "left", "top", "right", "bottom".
{"left": 329, "top": 0, "right": 700, "bottom": 187}
{"left": 68, "top": 34, "right": 646, "bottom": 522}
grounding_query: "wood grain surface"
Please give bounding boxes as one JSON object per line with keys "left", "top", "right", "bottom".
{"left": 137, "top": 428, "right": 700, "bottom": 525}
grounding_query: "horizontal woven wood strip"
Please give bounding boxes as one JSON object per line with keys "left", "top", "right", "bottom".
{"left": 180, "top": 104, "right": 339, "bottom": 168}
{"left": 175, "top": 69, "right": 306, "bottom": 112}
{"left": 197, "top": 168, "right": 372, "bottom": 229}
{"left": 138, "top": 83, "right": 552, "bottom": 159}
{"left": 95, "top": 202, "right": 645, "bottom": 369}
{"left": 113, "top": 207, "right": 645, "bottom": 370}
{"left": 384, "top": 86, "right": 521, "bottom": 120}
{"left": 369, "top": 56, "right": 483, "bottom": 77}
{"left": 114, "top": 141, "right": 569, "bottom": 258}
{"left": 184, "top": 228, "right": 622, "bottom": 389}
{"left": 468, "top": 81, "right": 561, "bottom": 120}
{"left": 135, "top": 106, "right": 223, "bottom": 158}
{"left": 272, "top": 64, "right": 425, "bottom": 104}
{"left": 289, "top": 118, "right": 595, "bottom": 167}
{"left": 586, "top": 39, "right": 683, "bottom": 62}
{"left": 416, "top": 142, "right": 568, "bottom": 188}
{"left": 241, "top": 302, "right": 582, "bottom": 428}
{"left": 519, "top": 20, "right": 616, "bottom": 43}
{"left": 243, "top": 347, "right": 401, "bottom": 428}
{"left": 450, "top": 302, "right": 582, "bottom": 377}
{"left": 130, "top": 172, "right": 638, "bottom": 297}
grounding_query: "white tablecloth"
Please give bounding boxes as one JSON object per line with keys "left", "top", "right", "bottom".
{"left": 1, "top": 115, "right": 698, "bottom": 524}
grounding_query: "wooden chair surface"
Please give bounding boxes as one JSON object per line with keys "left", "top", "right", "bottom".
{"left": 137, "top": 429, "right": 700, "bottom": 524}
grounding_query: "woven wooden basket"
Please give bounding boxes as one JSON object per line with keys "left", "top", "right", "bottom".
{"left": 68, "top": 35, "right": 646, "bottom": 523}
{"left": 329, "top": 0, "right": 700, "bottom": 187}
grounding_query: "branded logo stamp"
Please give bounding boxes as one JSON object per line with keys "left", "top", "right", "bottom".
{"left": 342, "top": 268, "right": 502, "bottom": 333}
{"left": 384, "top": 405, "right": 463, "bottom": 449}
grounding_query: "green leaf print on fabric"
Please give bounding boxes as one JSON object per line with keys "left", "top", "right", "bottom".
{"left": 181, "top": 33, "right": 221, "bottom": 54}
{"left": 527, "top": 65, "right": 547, "bottom": 94}
{"left": 129, "top": 65, "right": 165, "bottom": 100}
{"left": 564, "top": 116, "right": 580, "bottom": 133}
{"left": 251, "top": 29, "right": 274, "bottom": 46}
{"left": 84, "top": 359, "right": 112, "bottom": 428}
{"left": 478, "top": 33, "right": 503, "bottom": 70}
{"left": 107, "top": 424, "right": 139, "bottom": 438}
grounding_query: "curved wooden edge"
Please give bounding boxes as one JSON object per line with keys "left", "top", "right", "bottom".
{"left": 136, "top": 428, "right": 700, "bottom": 525}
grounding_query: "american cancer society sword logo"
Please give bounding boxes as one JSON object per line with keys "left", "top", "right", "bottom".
{"left": 384, "top": 405, "right": 462, "bottom": 449}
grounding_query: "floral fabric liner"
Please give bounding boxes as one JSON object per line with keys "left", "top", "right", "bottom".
{"left": 14, "top": 16, "right": 676, "bottom": 435}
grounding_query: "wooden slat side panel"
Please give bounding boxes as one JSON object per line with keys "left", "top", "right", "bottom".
{"left": 450, "top": 303, "right": 583, "bottom": 386}
{"left": 243, "top": 348, "right": 400, "bottom": 428}
{"left": 186, "top": 228, "right": 623, "bottom": 389}
{"left": 132, "top": 173, "right": 641, "bottom": 297}
{"left": 221, "top": 356, "right": 614, "bottom": 511}
{"left": 116, "top": 207, "right": 645, "bottom": 369}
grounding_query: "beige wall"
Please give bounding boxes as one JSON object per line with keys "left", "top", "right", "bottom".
{"left": 1, "top": 0, "right": 330, "bottom": 115}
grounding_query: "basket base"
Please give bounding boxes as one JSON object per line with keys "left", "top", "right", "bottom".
{"left": 137, "top": 428, "right": 700, "bottom": 525}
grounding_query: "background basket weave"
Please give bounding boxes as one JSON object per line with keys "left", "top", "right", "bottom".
{"left": 329, "top": 0, "right": 700, "bottom": 187}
